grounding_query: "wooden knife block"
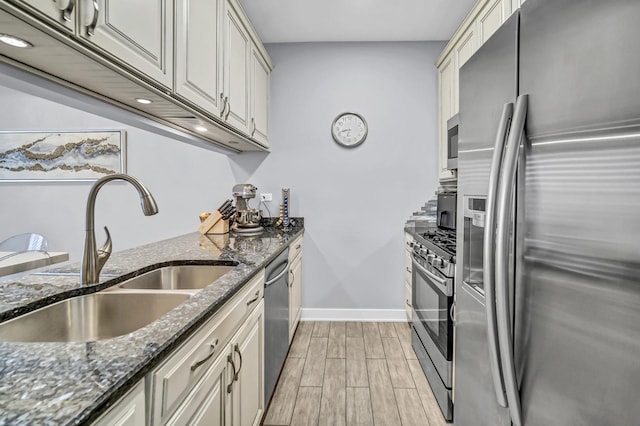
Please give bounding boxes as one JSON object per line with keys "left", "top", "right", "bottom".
{"left": 198, "top": 211, "right": 230, "bottom": 234}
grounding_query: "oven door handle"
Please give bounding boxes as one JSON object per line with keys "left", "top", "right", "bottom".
{"left": 411, "top": 253, "right": 452, "bottom": 296}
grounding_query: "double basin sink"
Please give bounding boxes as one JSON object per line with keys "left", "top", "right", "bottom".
{"left": 0, "top": 264, "right": 236, "bottom": 343}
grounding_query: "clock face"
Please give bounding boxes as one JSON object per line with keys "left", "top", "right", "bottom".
{"left": 331, "top": 112, "right": 368, "bottom": 147}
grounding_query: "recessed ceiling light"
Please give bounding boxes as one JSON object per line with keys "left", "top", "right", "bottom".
{"left": 0, "top": 34, "right": 33, "bottom": 49}
{"left": 195, "top": 126, "right": 208, "bottom": 132}
{"left": 135, "top": 98, "right": 152, "bottom": 104}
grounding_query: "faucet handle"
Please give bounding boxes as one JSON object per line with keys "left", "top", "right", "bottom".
{"left": 97, "top": 226, "right": 112, "bottom": 273}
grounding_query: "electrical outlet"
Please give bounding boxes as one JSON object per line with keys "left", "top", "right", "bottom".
{"left": 260, "top": 193, "right": 272, "bottom": 202}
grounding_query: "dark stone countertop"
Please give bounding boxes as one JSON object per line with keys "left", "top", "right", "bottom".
{"left": 0, "top": 221, "right": 304, "bottom": 425}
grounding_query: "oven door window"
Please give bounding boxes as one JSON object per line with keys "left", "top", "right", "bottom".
{"left": 413, "top": 268, "right": 453, "bottom": 359}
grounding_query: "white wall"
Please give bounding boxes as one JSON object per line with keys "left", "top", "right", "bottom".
{"left": 230, "top": 42, "right": 444, "bottom": 318}
{"left": 0, "top": 83, "right": 236, "bottom": 262}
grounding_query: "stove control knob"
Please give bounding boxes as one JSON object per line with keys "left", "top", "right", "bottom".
{"left": 431, "top": 257, "right": 444, "bottom": 268}
{"left": 426, "top": 253, "right": 435, "bottom": 263}
{"left": 419, "top": 248, "right": 428, "bottom": 256}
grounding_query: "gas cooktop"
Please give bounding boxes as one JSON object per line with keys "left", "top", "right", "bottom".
{"left": 416, "top": 228, "right": 457, "bottom": 259}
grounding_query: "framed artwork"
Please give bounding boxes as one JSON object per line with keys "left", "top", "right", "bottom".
{"left": 0, "top": 131, "right": 126, "bottom": 182}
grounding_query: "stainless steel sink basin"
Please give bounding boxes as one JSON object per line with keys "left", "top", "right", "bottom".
{"left": 0, "top": 292, "right": 190, "bottom": 342}
{"left": 117, "top": 264, "right": 235, "bottom": 291}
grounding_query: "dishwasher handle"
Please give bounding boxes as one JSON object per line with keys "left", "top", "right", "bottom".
{"left": 265, "top": 260, "right": 289, "bottom": 286}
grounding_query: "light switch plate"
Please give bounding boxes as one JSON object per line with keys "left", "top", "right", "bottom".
{"left": 260, "top": 193, "right": 272, "bottom": 202}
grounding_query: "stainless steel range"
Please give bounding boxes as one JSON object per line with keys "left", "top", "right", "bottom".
{"left": 410, "top": 227, "right": 456, "bottom": 422}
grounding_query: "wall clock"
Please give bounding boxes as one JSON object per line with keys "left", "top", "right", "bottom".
{"left": 331, "top": 112, "right": 368, "bottom": 148}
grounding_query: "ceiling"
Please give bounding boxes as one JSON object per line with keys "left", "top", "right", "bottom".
{"left": 238, "top": 0, "right": 477, "bottom": 43}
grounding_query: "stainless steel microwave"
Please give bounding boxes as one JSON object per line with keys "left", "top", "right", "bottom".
{"left": 447, "top": 114, "right": 459, "bottom": 170}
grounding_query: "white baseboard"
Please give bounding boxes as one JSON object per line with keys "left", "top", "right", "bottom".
{"left": 300, "top": 308, "right": 407, "bottom": 322}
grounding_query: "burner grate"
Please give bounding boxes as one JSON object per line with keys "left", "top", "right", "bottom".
{"left": 420, "top": 229, "right": 457, "bottom": 257}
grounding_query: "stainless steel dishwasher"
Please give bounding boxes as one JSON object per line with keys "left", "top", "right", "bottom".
{"left": 264, "top": 248, "right": 290, "bottom": 404}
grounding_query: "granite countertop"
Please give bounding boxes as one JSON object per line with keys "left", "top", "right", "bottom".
{"left": 0, "top": 222, "right": 304, "bottom": 425}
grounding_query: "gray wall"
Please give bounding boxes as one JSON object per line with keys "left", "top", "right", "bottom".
{"left": 1, "top": 41, "right": 443, "bottom": 318}
{"left": 0, "top": 84, "right": 236, "bottom": 261}
{"left": 230, "top": 42, "right": 444, "bottom": 318}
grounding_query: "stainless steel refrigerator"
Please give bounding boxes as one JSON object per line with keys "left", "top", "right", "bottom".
{"left": 455, "top": 0, "right": 640, "bottom": 425}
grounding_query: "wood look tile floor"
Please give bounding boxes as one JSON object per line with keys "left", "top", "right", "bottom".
{"left": 262, "top": 321, "right": 448, "bottom": 426}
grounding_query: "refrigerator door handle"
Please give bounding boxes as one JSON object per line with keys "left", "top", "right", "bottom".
{"left": 495, "top": 94, "right": 528, "bottom": 426}
{"left": 483, "top": 102, "right": 514, "bottom": 409}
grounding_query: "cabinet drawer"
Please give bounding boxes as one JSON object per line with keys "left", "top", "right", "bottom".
{"left": 289, "top": 235, "right": 303, "bottom": 263}
{"left": 150, "top": 270, "right": 264, "bottom": 424}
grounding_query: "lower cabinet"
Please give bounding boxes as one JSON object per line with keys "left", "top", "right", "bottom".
{"left": 92, "top": 380, "right": 146, "bottom": 426}
{"left": 93, "top": 270, "right": 265, "bottom": 425}
{"left": 166, "top": 300, "right": 264, "bottom": 426}
{"left": 151, "top": 271, "right": 265, "bottom": 426}
{"left": 288, "top": 235, "right": 303, "bottom": 342}
{"left": 165, "top": 346, "right": 228, "bottom": 426}
{"left": 405, "top": 233, "right": 414, "bottom": 321}
{"left": 230, "top": 301, "right": 264, "bottom": 426}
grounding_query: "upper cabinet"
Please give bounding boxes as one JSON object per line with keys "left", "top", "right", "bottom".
{"left": 0, "top": 0, "right": 272, "bottom": 152}
{"left": 13, "top": 0, "right": 75, "bottom": 31}
{"left": 222, "top": 1, "right": 251, "bottom": 135}
{"left": 435, "top": 0, "right": 519, "bottom": 180}
{"left": 438, "top": 55, "right": 456, "bottom": 181}
{"left": 79, "top": 0, "right": 173, "bottom": 88}
{"left": 476, "top": 0, "right": 511, "bottom": 45}
{"left": 175, "top": 0, "right": 225, "bottom": 116}
{"left": 250, "top": 45, "right": 270, "bottom": 147}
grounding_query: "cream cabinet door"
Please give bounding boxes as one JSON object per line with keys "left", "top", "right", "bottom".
{"left": 405, "top": 283, "right": 413, "bottom": 322}
{"left": 250, "top": 46, "right": 270, "bottom": 147}
{"left": 476, "top": 0, "right": 512, "bottom": 45}
{"left": 175, "top": 0, "right": 224, "bottom": 116}
{"left": 92, "top": 381, "right": 145, "bottom": 426}
{"left": 404, "top": 233, "right": 413, "bottom": 321}
{"left": 14, "top": 0, "right": 75, "bottom": 31}
{"left": 289, "top": 254, "right": 303, "bottom": 342}
{"left": 454, "top": 26, "right": 477, "bottom": 114}
{"left": 230, "top": 300, "right": 264, "bottom": 426}
{"left": 222, "top": 0, "right": 251, "bottom": 134}
{"left": 78, "top": 0, "right": 173, "bottom": 88}
{"left": 438, "top": 54, "right": 457, "bottom": 181}
{"left": 165, "top": 349, "right": 229, "bottom": 426}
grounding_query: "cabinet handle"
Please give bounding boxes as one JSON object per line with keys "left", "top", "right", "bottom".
{"left": 220, "top": 93, "right": 227, "bottom": 118}
{"left": 225, "top": 100, "right": 231, "bottom": 120}
{"left": 233, "top": 344, "right": 243, "bottom": 381}
{"left": 406, "top": 267, "right": 411, "bottom": 273}
{"left": 289, "top": 269, "right": 295, "bottom": 287}
{"left": 406, "top": 299, "right": 412, "bottom": 308}
{"left": 227, "top": 354, "right": 237, "bottom": 393}
{"left": 86, "top": 0, "right": 99, "bottom": 36}
{"left": 246, "top": 290, "right": 260, "bottom": 306}
{"left": 190, "top": 338, "right": 219, "bottom": 372}
{"left": 295, "top": 244, "right": 301, "bottom": 250}
{"left": 62, "top": 0, "right": 76, "bottom": 22}
{"left": 251, "top": 117, "right": 256, "bottom": 137}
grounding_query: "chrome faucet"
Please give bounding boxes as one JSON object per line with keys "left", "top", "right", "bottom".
{"left": 81, "top": 173, "right": 158, "bottom": 285}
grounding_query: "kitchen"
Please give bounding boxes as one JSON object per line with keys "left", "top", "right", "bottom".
{"left": 0, "top": 0, "right": 638, "bottom": 425}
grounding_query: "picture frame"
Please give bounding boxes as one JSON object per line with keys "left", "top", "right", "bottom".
{"left": 0, "top": 130, "right": 126, "bottom": 182}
